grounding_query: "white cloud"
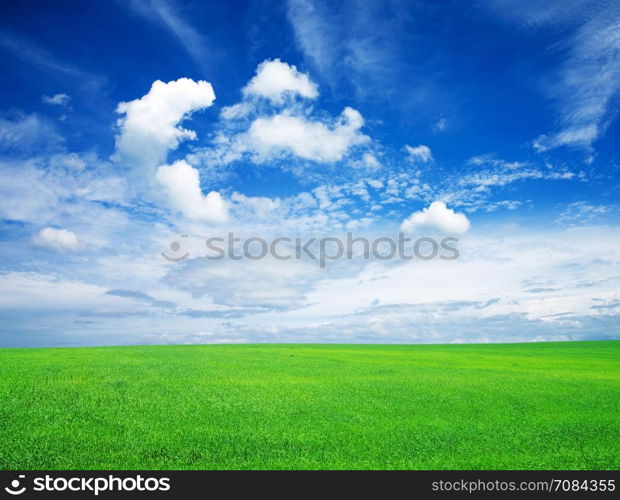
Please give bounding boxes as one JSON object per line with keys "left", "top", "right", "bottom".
{"left": 556, "top": 201, "right": 612, "bottom": 227}
{"left": 220, "top": 102, "right": 252, "bottom": 120}
{"left": 405, "top": 144, "right": 433, "bottom": 163}
{"left": 0, "top": 113, "right": 62, "bottom": 153}
{"left": 156, "top": 160, "right": 228, "bottom": 223}
{"left": 433, "top": 118, "right": 447, "bottom": 132}
{"left": 290, "top": 226, "right": 620, "bottom": 343}
{"left": 459, "top": 168, "right": 574, "bottom": 188}
{"left": 362, "top": 153, "right": 380, "bottom": 168}
{"left": 436, "top": 155, "right": 579, "bottom": 212}
{"left": 42, "top": 93, "right": 70, "bottom": 106}
{"left": 31, "top": 227, "right": 83, "bottom": 252}
{"left": 466, "top": 154, "right": 525, "bottom": 169}
{"left": 246, "top": 107, "right": 368, "bottom": 162}
{"left": 114, "top": 78, "right": 216, "bottom": 173}
{"left": 401, "top": 201, "right": 470, "bottom": 235}
{"left": 0, "top": 153, "right": 127, "bottom": 226}
{"left": 242, "top": 59, "right": 318, "bottom": 103}
{"left": 0, "top": 272, "right": 117, "bottom": 310}
{"left": 482, "top": 0, "right": 597, "bottom": 28}
{"left": 534, "top": 125, "right": 599, "bottom": 152}
{"left": 191, "top": 59, "right": 373, "bottom": 167}
{"left": 5, "top": 223, "right": 620, "bottom": 345}
{"left": 165, "top": 255, "right": 319, "bottom": 309}
{"left": 230, "top": 192, "right": 281, "bottom": 218}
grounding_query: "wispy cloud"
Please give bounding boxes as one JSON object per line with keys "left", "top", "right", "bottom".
{"left": 437, "top": 154, "right": 580, "bottom": 212}
{"left": 126, "top": 0, "right": 212, "bottom": 72}
{"left": 535, "top": 9, "right": 620, "bottom": 152}
{"left": 42, "top": 93, "right": 71, "bottom": 106}
{"left": 285, "top": 0, "right": 409, "bottom": 99}
{"left": 286, "top": 0, "right": 339, "bottom": 81}
{"left": 483, "top": 1, "right": 620, "bottom": 152}
{"left": 0, "top": 32, "right": 105, "bottom": 91}
{"left": 556, "top": 201, "right": 614, "bottom": 227}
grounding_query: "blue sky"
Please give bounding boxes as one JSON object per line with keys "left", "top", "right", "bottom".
{"left": 0, "top": 0, "right": 619, "bottom": 346}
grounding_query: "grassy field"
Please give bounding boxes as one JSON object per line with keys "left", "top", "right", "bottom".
{"left": 0, "top": 341, "right": 618, "bottom": 470}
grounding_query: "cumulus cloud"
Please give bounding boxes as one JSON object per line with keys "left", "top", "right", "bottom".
{"left": 31, "top": 227, "right": 83, "bottom": 252}
{"left": 405, "top": 144, "right": 433, "bottom": 163}
{"left": 156, "top": 160, "right": 228, "bottom": 223}
{"left": 246, "top": 107, "right": 368, "bottom": 162}
{"left": 113, "top": 78, "right": 216, "bottom": 173}
{"left": 189, "top": 59, "right": 372, "bottom": 167}
{"left": 362, "top": 152, "right": 380, "bottom": 168}
{"left": 42, "top": 93, "right": 70, "bottom": 106}
{"left": 242, "top": 58, "right": 318, "bottom": 103}
{"left": 401, "top": 201, "right": 470, "bottom": 235}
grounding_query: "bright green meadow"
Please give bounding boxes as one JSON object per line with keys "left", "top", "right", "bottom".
{"left": 0, "top": 341, "right": 618, "bottom": 470}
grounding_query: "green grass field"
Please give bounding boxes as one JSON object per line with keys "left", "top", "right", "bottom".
{"left": 0, "top": 341, "right": 618, "bottom": 470}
